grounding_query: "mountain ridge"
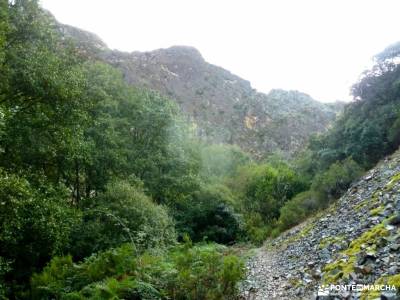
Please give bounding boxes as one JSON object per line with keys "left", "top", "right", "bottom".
{"left": 56, "top": 21, "right": 344, "bottom": 157}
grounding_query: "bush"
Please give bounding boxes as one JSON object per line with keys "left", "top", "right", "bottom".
{"left": 69, "top": 180, "right": 177, "bottom": 259}
{"left": 234, "top": 162, "right": 308, "bottom": 224}
{"left": 0, "top": 171, "right": 79, "bottom": 294}
{"left": 311, "top": 158, "right": 363, "bottom": 203}
{"left": 175, "top": 184, "right": 243, "bottom": 244}
{"left": 243, "top": 213, "right": 271, "bottom": 245}
{"left": 199, "top": 144, "right": 250, "bottom": 181}
{"left": 31, "top": 242, "right": 245, "bottom": 300}
{"left": 167, "top": 241, "right": 245, "bottom": 299}
{"left": 0, "top": 257, "right": 11, "bottom": 299}
{"left": 277, "top": 190, "right": 320, "bottom": 231}
{"left": 274, "top": 158, "right": 363, "bottom": 234}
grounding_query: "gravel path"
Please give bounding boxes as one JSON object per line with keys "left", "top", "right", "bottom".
{"left": 240, "top": 151, "right": 400, "bottom": 300}
{"left": 241, "top": 223, "right": 316, "bottom": 300}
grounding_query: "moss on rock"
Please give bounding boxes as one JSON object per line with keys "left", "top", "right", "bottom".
{"left": 370, "top": 205, "right": 384, "bottom": 216}
{"left": 385, "top": 172, "right": 400, "bottom": 191}
{"left": 322, "top": 223, "right": 389, "bottom": 284}
{"left": 360, "top": 274, "right": 400, "bottom": 299}
{"left": 318, "top": 235, "right": 346, "bottom": 250}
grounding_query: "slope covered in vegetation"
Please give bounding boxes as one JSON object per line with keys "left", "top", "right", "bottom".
{"left": 274, "top": 40, "right": 400, "bottom": 232}
{"left": 243, "top": 147, "right": 400, "bottom": 299}
{"left": 1, "top": 1, "right": 400, "bottom": 299}
{"left": 0, "top": 1, "right": 246, "bottom": 297}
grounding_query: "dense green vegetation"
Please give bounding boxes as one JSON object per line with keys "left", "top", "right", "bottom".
{"left": 0, "top": 1, "right": 245, "bottom": 297}
{"left": 276, "top": 40, "right": 400, "bottom": 231}
{"left": 31, "top": 242, "right": 244, "bottom": 300}
{"left": 1, "top": 1, "right": 400, "bottom": 299}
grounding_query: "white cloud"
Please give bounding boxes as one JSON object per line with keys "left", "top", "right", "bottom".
{"left": 40, "top": 0, "right": 400, "bottom": 102}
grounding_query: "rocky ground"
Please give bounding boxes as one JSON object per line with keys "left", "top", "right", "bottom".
{"left": 241, "top": 150, "right": 400, "bottom": 300}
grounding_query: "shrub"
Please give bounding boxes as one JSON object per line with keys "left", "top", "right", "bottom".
{"left": 199, "top": 144, "right": 250, "bottom": 181}
{"left": 311, "top": 158, "right": 363, "bottom": 203}
{"left": 31, "top": 242, "right": 245, "bottom": 300}
{"left": 174, "top": 184, "right": 243, "bottom": 244}
{"left": 0, "top": 171, "right": 79, "bottom": 293}
{"left": 167, "top": 242, "right": 245, "bottom": 299}
{"left": 243, "top": 212, "right": 271, "bottom": 245}
{"left": 0, "top": 257, "right": 11, "bottom": 299}
{"left": 277, "top": 190, "right": 320, "bottom": 231}
{"left": 69, "top": 180, "right": 177, "bottom": 259}
{"left": 232, "top": 162, "right": 308, "bottom": 226}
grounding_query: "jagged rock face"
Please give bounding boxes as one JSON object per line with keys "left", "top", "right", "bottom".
{"left": 100, "top": 48, "right": 342, "bottom": 158}
{"left": 58, "top": 22, "right": 344, "bottom": 157}
{"left": 242, "top": 149, "right": 400, "bottom": 299}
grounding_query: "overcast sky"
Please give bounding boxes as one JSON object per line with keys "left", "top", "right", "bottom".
{"left": 40, "top": 0, "right": 400, "bottom": 102}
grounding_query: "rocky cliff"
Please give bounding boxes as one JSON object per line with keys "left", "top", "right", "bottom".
{"left": 242, "top": 149, "right": 400, "bottom": 299}
{"left": 101, "top": 47, "right": 343, "bottom": 158}
{"left": 56, "top": 21, "right": 343, "bottom": 158}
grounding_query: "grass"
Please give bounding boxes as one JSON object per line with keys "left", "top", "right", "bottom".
{"left": 318, "top": 235, "right": 346, "bottom": 250}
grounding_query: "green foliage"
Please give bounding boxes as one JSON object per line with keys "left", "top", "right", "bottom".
{"left": 0, "top": 257, "right": 11, "bottom": 299}
{"left": 242, "top": 212, "right": 271, "bottom": 245}
{"left": 69, "top": 180, "right": 177, "bottom": 259}
{"left": 1, "top": 0, "right": 201, "bottom": 205}
{"left": 276, "top": 159, "right": 362, "bottom": 232}
{"left": 199, "top": 144, "right": 251, "bottom": 181}
{"left": 228, "top": 161, "right": 307, "bottom": 243}
{"left": 235, "top": 162, "right": 308, "bottom": 223}
{"left": 6, "top": 0, "right": 400, "bottom": 296}
{"left": 31, "top": 242, "right": 245, "bottom": 300}
{"left": 280, "top": 41, "right": 400, "bottom": 234}
{"left": 78, "top": 62, "right": 202, "bottom": 204}
{"left": 277, "top": 190, "right": 320, "bottom": 231}
{"left": 174, "top": 183, "right": 243, "bottom": 244}
{"left": 167, "top": 242, "right": 244, "bottom": 299}
{"left": 0, "top": 0, "right": 8, "bottom": 66}
{"left": 307, "top": 41, "right": 400, "bottom": 171}
{"left": 311, "top": 158, "right": 363, "bottom": 203}
{"left": 0, "top": 170, "right": 79, "bottom": 293}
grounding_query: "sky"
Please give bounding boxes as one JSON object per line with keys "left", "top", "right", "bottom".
{"left": 40, "top": 0, "right": 400, "bottom": 102}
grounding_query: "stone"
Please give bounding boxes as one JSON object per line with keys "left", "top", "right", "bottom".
{"left": 357, "top": 251, "right": 377, "bottom": 265}
{"left": 390, "top": 244, "right": 400, "bottom": 251}
{"left": 388, "top": 214, "right": 400, "bottom": 225}
{"left": 362, "top": 265, "right": 373, "bottom": 274}
{"left": 349, "top": 272, "right": 358, "bottom": 280}
{"left": 307, "top": 261, "right": 315, "bottom": 267}
{"left": 380, "top": 291, "right": 398, "bottom": 300}
{"left": 239, "top": 152, "right": 400, "bottom": 300}
{"left": 311, "top": 269, "right": 322, "bottom": 280}
{"left": 365, "top": 175, "right": 373, "bottom": 181}
{"left": 388, "top": 265, "right": 398, "bottom": 275}
{"left": 385, "top": 224, "right": 396, "bottom": 231}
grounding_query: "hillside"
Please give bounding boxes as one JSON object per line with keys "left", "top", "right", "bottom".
{"left": 242, "top": 149, "right": 400, "bottom": 299}
{"left": 58, "top": 22, "right": 343, "bottom": 157}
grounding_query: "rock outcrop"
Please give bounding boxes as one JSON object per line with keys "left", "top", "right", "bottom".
{"left": 55, "top": 20, "right": 344, "bottom": 158}
{"left": 242, "top": 149, "right": 400, "bottom": 299}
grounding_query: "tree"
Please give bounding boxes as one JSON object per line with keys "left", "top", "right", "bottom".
{"left": 0, "top": 170, "right": 79, "bottom": 294}
{"left": 69, "top": 179, "right": 177, "bottom": 259}
{"left": 233, "top": 162, "right": 307, "bottom": 224}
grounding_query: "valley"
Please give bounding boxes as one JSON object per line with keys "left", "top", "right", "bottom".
{"left": 0, "top": 2, "right": 399, "bottom": 300}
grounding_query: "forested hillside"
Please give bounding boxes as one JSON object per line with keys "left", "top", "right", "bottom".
{"left": 1, "top": 1, "right": 400, "bottom": 299}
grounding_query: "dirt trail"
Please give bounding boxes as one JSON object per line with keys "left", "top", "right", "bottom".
{"left": 241, "top": 222, "right": 316, "bottom": 300}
